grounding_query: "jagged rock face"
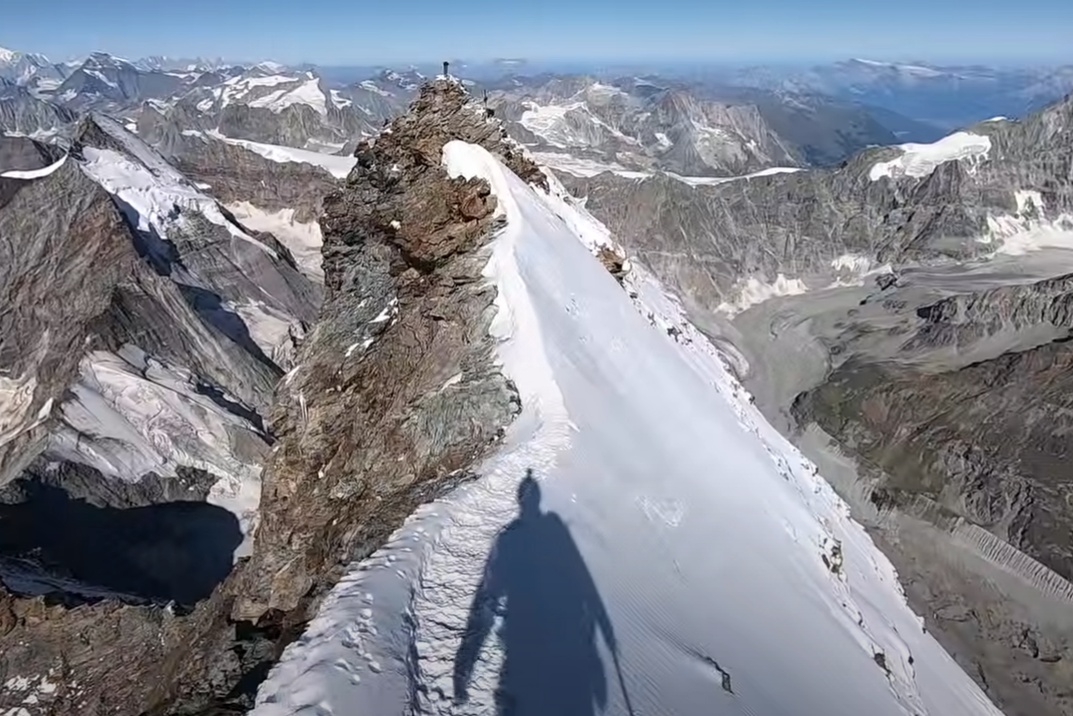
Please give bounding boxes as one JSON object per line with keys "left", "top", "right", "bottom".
{"left": 0, "top": 135, "right": 63, "bottom": 172}
{"left": 485, "top": 74, "right": 914, "bottom": 178}
{"left": 790, "top": 331, "right": 1073, "bottom": 716}
{"left": 490, "top": 77, "right": 802, "bottom": 177}
{"left": 54, "top": 53, "right": 184, "bottom": 110}
{"left": 232, "top": 79, "right": 536, "bottom": 621}
{"left": 565, "top": 94, "right": 1073, "bottom": 312}
{"left": 0, "top": 80, "right": 539, "bottom": 715}
{"left": 0, "top": 160, "right": 135, "bottom": 484}
{"left": 909, "top": 273, "right": 1073, "bottom": 349}
{"left": 162, "top": 131, "right": 338, "bottom": 224}
{"left": 0, "top": 107, "right": 334, "bottom": 714}
{"left": 0, "top": 86, "right": 74, "bottom": 136}
{"left": 215, "top": 102, "right": 370, "bottom": 150}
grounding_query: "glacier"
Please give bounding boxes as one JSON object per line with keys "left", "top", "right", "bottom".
{"left": 251, "top": 141, "right": 1002, "bottom": 716}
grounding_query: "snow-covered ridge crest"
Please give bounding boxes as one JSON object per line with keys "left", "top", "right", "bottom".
{"left": 869, "top": 131, "right": 992, "bottom": 181}
{"left": 251, "top": 139, "right": 1000, "bottom": 716}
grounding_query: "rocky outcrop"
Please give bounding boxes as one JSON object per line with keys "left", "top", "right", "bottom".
{"left": 230, "top": 78, "right": 535, "bottom": 623}
{"left": 910, "top": 273, "right": 1073, "bottom": 349}
{"left": 162, "top": 132, "right": 339, "bottom": 224}
{"left": 0, "top": 135, "right": 63, "bottom": 173}
{"left": 0, "top": 79, "right": 543, "bottom": 715}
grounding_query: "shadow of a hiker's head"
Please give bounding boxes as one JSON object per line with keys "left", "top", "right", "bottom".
{"left": 517, "top": 469, "right": 542, "bottom": 518}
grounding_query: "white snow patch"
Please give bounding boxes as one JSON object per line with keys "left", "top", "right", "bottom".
{"left": 530, "top": 151, "right": 644, "bottom": 179}
{"left": 206, "top": 131, "right": 356, "bottom": 179}
{"left": 228, "top": 300, "right": 302, "bottom": 366}
{"left": 251, "top": 142, "right": 1000, "bottom": 716}
{"left": 0, "top": 154, "right": 66, "bottom": 180}
{"left": 358, "top": 80, "right": 393, "bottom": 97}
{"left": 983, "top": 189, "right": 1073, "bottom": 255}
{"left": 227, "top": 202, "right": 324, "bottom": 280}
{"left": 49, "top": 349, "right": 264, "bottom": 553}
{"left": 84, "top": 68, "right": 118, "bottom": 88}
{"left": 218, "top": 73, "right": 299, "bottom": 107}
{"left": 248, "top": 77, "right": 328, "bottom": 116}
{"left": 330, "top": 89, "right": 352, "bottom": 108}
{"left": 869, "top": 132, "right": 992, "bottom": 181}
{"left": 827, "top": 254, "right": 891, "bottom": 287}
{"left": 0, "top": 374, "right": 48, "bottom": 450}
{"left": 79, "top": 146, "right": 278, "bottom": 260}
{"left": 670, "top": 166, "right": 802, "bottom": 186}
{"left": 718, "top": 274, "right": 809, "bottom": 315}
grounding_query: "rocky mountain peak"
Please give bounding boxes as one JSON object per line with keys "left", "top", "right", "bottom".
{"left": 230, "top": 78, "right": 538, "bottom": 625}
{"left": 321, "top": 78, "right": 546, "bottom": 290}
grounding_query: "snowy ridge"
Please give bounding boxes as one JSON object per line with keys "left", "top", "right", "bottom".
{"left": 869, "top": 131, "right": 992, "bottom": 181}
{"left": 0, "top": 155, "right": 67, "bottom": 180}
{"left": 252, "top": 143, "right": 1001, "bottom": 716}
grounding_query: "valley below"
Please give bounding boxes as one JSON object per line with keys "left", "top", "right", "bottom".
{"left": 727, "top": 245, "right": 1073, "bottom": 716}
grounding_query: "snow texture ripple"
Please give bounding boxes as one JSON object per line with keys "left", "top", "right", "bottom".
{"left": 252, "top": 142, "right": 1003, "bottom": 716}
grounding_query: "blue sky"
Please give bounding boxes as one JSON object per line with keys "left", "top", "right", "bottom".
{"left": 3, "top": 0, "right": 1071, "bottom": 66}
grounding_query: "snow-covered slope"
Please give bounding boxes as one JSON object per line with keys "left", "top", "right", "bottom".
{"left": 251, "top": 142, "right": 1000, "bottom": 715}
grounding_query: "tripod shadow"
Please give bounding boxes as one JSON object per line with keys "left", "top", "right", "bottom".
{"left": 453, "top": 469, "right": 620, "bottom": 715}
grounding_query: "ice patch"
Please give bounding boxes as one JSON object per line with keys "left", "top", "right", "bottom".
{"left": 330, "top": 89, "right": 352, "bottom": 109}
{"left": 984, "top": 189, "right": 1073, "bottom": 255}
{"left": 49, "top": 349, "right": 264, "bottom": 553}
{"left": 869, "top": 132, "right": 992, "bottom": 181}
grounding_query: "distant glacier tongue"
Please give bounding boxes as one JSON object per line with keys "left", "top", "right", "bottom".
{"left": 251, "top": 142, "right": 1003, "bottom": 716}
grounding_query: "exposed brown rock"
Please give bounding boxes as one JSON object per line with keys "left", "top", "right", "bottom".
{"left": 0, "top": 78, "right": 545, "bottom": 716}
{"left": 596, "top": 244, "right": 628, "bottom": 285}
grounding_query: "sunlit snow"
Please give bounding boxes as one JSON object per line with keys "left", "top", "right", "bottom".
{"left": 251, "top": 143, "right": 1001, "bottom": 716}
{"left": 0, "top": 155, "right": 67, "bottom": 179}
{"left": 869, "top": 131, "right": 992, "bottom": 181}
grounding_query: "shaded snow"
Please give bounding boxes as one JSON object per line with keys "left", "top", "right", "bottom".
{"left": 49, "top": 348, "right": 264, "bottom": 552}
{"left": 0, "top": 154, "right": 67, "bottom": 179}
{"left": 869, "top": 132, "right": 992, "bottom": 181}
{"left": 251, "top": 143, "right": 1000, "bottom": 716}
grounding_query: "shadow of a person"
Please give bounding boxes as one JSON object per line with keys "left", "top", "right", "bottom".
{"left": 453, "top": 469, "right": 619, "bottom": 715}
